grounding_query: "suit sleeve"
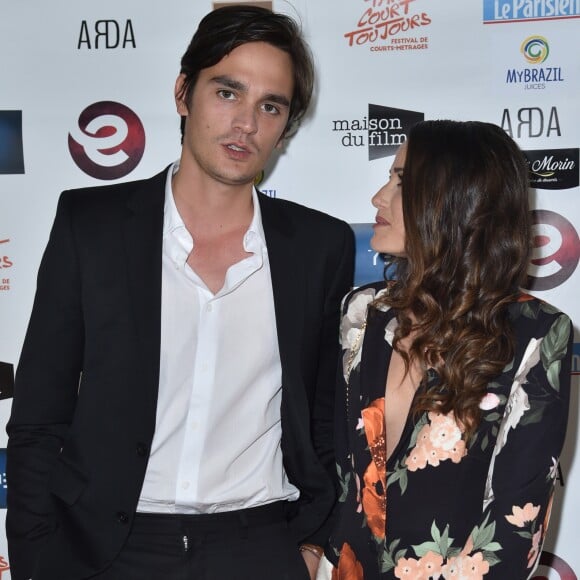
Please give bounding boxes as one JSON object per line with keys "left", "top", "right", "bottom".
{"left": 6, "top": 191, "right": 84, "bottom": 580}
{"left": 466, "top": 313, "right": 573, "bottom": 579}
{"left": 307, "top": 221, "right": 354, "bottom": 545}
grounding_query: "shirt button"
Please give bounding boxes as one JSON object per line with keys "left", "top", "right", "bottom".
{"left": 182, "top": 481, "right": 190, "bottom": 490}
{"left": 116, "top": 511, "right": 129, "bottom": 524}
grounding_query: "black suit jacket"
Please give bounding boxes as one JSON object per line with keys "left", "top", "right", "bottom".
{"left": 6, "top": 168, "right": 354, "bottom": 580}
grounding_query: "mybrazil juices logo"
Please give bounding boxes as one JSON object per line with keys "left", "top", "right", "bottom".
{"left": 68, "top": 101, "right": 145, "bottom": 180}
{"left": 344, "top": 0, "right": 431, "bottom": 52}
{"left": 523, "top": 148, "right": 579, "bottom": 190}
{"left": 525, "top": 210, "right": 580, "bottom": 291}
{"left": 484, "top": 0, "right": 580, "bottom": 23}
{"left": 333, "top": 105, "right": 423, "bottom": 161}
{"left": 505, "top": 36, "right": 564, "bottom": 90}
{"left": 521, "top": 36, "right": 549, "bottom": 63}
{"left": 0, "top": 110, "right": 25, "bottom": 174}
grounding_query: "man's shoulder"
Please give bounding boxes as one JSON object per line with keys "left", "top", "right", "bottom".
{"left": 59, "top": 167, "right": 168, "bottom": 208}
{"left": 257, "top": 192, "right": 350, "bottom": 232}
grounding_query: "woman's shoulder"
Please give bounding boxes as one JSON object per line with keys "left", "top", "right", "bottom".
{"left": 342, "top": 280, "right": 393, "bottom": 314}
{"left": 508, "top": 292, "right": 572, "bottom": 338}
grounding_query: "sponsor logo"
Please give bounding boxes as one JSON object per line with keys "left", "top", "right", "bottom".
{"left": 534, "top": 551, "right": 577, "bottom": 579}
{"left": 0, "top": 449, "right": 6, "bottom": 510}
{"left": 333, "top": 105, "right": 424, "bottom": 160}
{"left": 572, "top": 343, "right": 580, "bottom": 376}
{"left": 68, "top": 101, "right": 146, "bottom": 180}
{"left": 524, "top": 210, "right": 580, "bottom": 291}
{"left": 505, "top": 36, "right": 564, "bottom": 91}
{"left": 523, "top": 148, "right": 579, "bottom": 190}
{"left": 344, "top": 0, "right": 431, "bottom": 51}
{"left": 0, "top": 238, "right": 12, "bottom": 292}
{"left": 351, "top": 223, "right": 397, "bottom": 286}
{"left": 0, "top": 362, "right": 14, "bottom": 400}
{"left": 500, "top": 106, "right": 561, "bottom": 139}
{"left": 78, "top": 19, "right": 136, "bottom": 49}
{"left": 0, "top": 110, "right": 25, "bottom": 174}
{"left": 483, "top": 0, "right": 580, "bottom": 23}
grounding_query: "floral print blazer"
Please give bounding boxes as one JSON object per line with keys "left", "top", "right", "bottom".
{"left": 327, "top": 282, "right": 573, "bottom": 580}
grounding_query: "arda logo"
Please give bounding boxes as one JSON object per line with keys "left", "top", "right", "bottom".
{"left": 534, "top": 551, "right": 577, "bottom": 579}
{"left": 68, "top": 101, "right": 145, "bottom": 180}
{"left": 525, "top": 210, "right": 580, "bottom": 292}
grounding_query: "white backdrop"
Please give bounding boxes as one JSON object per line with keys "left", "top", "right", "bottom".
{"left": 0, "top": 1, "right": 578, "bottom": 578}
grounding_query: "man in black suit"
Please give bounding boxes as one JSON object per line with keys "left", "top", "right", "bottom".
{"left": 6, "top": 6, "right": 354, "bottom": 580}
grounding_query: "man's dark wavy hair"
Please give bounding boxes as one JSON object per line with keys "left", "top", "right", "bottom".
{"left": 177, "top": 5, "right": 314, "bottom": 140}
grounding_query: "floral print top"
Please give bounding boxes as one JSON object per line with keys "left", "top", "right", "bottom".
{"left": 327, "top": 282, "right": 573, "bottom": 580}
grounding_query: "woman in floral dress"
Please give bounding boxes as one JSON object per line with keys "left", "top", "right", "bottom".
{"left": 326, "top": 120, "right": 573, "bottom": 579}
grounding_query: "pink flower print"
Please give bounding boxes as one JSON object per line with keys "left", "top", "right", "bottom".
{"left": 418, "top": 551, "right": 444, "bottom": 578}
{"left": 527, "top": 525, "right": 543, "bottom": 569}
{"left": 479, "top": 392, "right": 500, "bottom": 411}
{"left": 441, "top": 552, "right": 490, "bottom": 579}
{"left": 505, "top": 503, "right": 540, "bottom": 527}
{"left": 394, "top": 557, "right": 421, "bottom": 578}
{"left": 428, "top": 412, "right": 463, "bottom": 452}
{"left": 405, "top": 440, "right": 429, "bottom": 471}
{"left": 447, "top": 438, "right": 467, "bottom": 463}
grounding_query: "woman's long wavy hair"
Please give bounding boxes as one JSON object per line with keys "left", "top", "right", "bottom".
{"left": 375, "top": 120, "right": 531, "bottom": 438}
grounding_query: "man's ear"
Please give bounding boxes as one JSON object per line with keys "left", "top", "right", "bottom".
{"left": 174, "top": 74, "right": 189, "bottom": 116}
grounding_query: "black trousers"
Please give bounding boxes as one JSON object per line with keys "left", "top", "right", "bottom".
{"left": 90, "top": 502, "right": 310, "bottom": 580}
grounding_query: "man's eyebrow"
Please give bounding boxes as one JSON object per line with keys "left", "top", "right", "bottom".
{"left": 211, "top": 75, "right": 290, "bottom": 108}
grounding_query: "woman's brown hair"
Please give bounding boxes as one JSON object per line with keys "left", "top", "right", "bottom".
{"left": 376, "top": 120, "right": 531, "bottom": 438}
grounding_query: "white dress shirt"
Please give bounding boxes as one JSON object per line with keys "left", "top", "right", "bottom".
{"left": 137, "top": 164, "right": 299, "bottom": 513}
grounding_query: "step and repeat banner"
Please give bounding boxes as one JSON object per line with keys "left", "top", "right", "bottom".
{"left": 1, "top": 0, "right": 579, "bottom": 577}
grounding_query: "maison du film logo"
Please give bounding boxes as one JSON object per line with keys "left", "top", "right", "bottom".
{"left": 333, "top": 105, "right": 424, "bottom": 160}
{"left": 344, "top": 0, "right": 431, "bottom": 52}
{"left": 505, "top": 36, "right": 564, "bottom": 90}
{"left": 68, "top": 101, "right": 146, "bottom": 180}
{"left": 483, "top": 0, "right": 580, "bottom": 23}
{"left": 523, "top": 148, "right": 579, "bottom": 190}
{"left": 0, "top": 110, "right": 25, "bottom": 174}
{"left": 0, "top": 361, "right": 14, "bottom": 401}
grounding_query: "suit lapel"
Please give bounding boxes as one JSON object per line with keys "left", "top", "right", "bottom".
{"left": 123, "top": 169, "right": 166, "bottom": 387}
{"left": 258, "top": 194, "right": 305, "bottom": 378}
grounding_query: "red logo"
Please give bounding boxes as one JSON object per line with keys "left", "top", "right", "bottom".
{"left": 68, "top": 101, "right": 145, "bottom": 180}
{"left": 533, "top": 551, "right": 577, "bottom": 579}
{"left": 525, "top": 210, "right": 580, "bottom": 291}
{"left": 0, "top": 238, "right": 13, "bottom": 273}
